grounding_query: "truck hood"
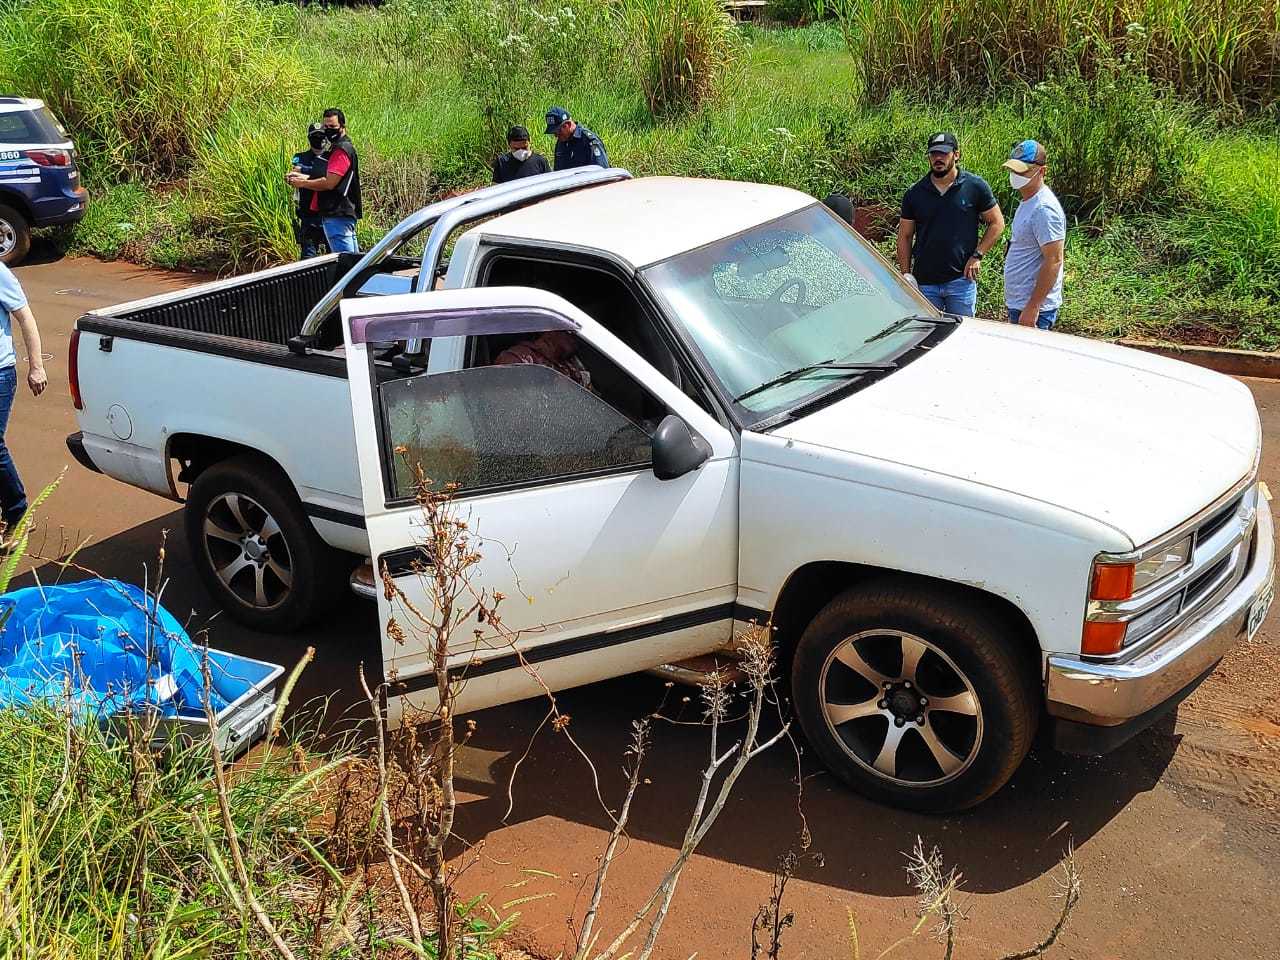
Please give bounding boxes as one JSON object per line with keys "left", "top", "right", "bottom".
{"left": 772, "top": 320, "right": 1260, "bottom": 547}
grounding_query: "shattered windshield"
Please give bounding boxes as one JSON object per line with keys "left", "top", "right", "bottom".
{"left": 643, "top": 204, "right": 941, "bottom": 423}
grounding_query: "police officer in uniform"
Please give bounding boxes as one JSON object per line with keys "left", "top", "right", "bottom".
{"left": 544, "top": 107, "right": 609, "bottom": 171}
{"left": 493, "top": 125, "right": 551, "bottom": 183}
{"left": 289, "top": 122, "right": 329, "bottom": 259}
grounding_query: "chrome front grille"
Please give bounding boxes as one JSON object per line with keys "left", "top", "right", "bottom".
{"left": 1197, "top": 492, "right": 1245, "bottom": 544}
{"left": 1086, "top": 477, "right": 1259, "bottom": 660}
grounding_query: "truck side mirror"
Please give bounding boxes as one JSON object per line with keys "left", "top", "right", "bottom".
{"left": 651, "top": 415, "right": 711, "bottom": 481}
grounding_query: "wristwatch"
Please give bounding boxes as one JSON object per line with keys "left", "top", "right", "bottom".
{"left": 970, "top": 251, "right": 984, "bottom": 261}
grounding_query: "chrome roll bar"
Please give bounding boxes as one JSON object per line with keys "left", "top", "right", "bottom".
{"left": 296, "top": 166, "right": 632, "bottom": 344}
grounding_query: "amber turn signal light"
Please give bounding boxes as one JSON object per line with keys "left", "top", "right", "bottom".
{"left": 1090, "top": 563, "right": 1134, "bottom": 601}
{"left": 1082, "top": 620, "right": 1128, "bottom": 656}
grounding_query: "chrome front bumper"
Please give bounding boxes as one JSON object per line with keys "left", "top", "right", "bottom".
{"left": 1046, "top": 498, "right": 1274, "bottom": 727}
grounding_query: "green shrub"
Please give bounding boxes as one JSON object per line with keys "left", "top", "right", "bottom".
{"left": 1029, "top": 57, "right": 1199, "bottom": 218}
{"left": 440, "top": 0, "right": 610, "bottom": 151}
{"left": 0, "top": 0, "right": 308, "bottom": 180}
{"left": 628, "top": 0, "right": 741, "bottom": 117}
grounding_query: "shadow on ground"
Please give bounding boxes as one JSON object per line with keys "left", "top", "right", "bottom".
{"left": 20, "top": 511, "right": 1180, "bottom": 897}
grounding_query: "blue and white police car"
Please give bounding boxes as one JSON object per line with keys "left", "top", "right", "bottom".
{"left": 0, "top": 96, "right": 87, "bottom": 265}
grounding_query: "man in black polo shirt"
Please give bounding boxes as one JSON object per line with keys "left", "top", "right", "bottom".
{"left": 897, "top": 132, "right": 1004, "bottom": 317}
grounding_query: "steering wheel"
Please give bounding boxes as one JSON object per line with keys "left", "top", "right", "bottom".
{"left": 768, "top": 278, "right": 808, "bottom": 306}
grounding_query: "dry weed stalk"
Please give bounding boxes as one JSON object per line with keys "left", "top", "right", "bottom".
{"left": 574, "top": 627, "right": 792, "bottom": 960}
{"left": 853, "top": 839, "right": 1083, "bottom": 960}
{"left": 200, "top": 646, "right": 299, "bottom": 960}
{"left": 751, "top": 850, "right": 799, "bottom": 960}
{"left": 999, "top": 843, "right": 1081, "bottom": 960}
{"left": 356, "top": 459, "right": 512, "bottom": 958}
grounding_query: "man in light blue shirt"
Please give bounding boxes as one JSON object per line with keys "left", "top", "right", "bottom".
{"left": 1002, "top": 140, "right": 1067, "bottom": 330}
{"left": 0, "top": 263, "right": 48, "bottom": 529}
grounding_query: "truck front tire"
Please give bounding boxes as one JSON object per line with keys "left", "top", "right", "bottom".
{"left": 184, "top": 455, "right": 344, "bottom": 633}
{"left": 791, "top": 581, "right": 1039, "bottom": 812}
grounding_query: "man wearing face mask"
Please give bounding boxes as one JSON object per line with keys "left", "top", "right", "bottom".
{"left": 492, "top": 125, "right": 550, "bottom": 184}
{"left": 1002, "top": 140, "right": 1066, "bottom": 330}
{"left": 285, "top": 108, "right": 362, "bottom": 254}
{"left": 289, "top": 122, "right": 329, "bottom": 259}
{"left": 897, "top": 132, "right": 1004, "bottom": 317}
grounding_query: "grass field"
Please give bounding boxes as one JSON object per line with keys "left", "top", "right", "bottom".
{"left": 7, "top": 1, "right": 1279, "bottom": 347}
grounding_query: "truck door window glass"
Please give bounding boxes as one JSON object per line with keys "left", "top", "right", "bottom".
{"left": 481, "top": 254, "right": 714, "bottom": 414}
{"left": 643, "top": 204, "right": 939, "bottom": 420}
{"left": 378, "top": 343, "right": 654, "bottom": 501}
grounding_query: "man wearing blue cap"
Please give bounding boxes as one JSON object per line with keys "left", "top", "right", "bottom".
{"left": 545, "top": 107, "right": 609, "bottom": 171}
{"left": 1002, "top": 139, "right": 1066, "bottom": 330}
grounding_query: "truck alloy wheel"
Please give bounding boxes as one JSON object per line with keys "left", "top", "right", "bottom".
{"left": 202, "top": 492, "right": 294, "bottom": 612}
{"left": 819, "top": 630, "right": 982, "bottom": 786}
{"left": 792, "top": 582, "right": 1038, "bottom": 811}
{"left": 184, "top": 455, "right": 345, "bottom": 633}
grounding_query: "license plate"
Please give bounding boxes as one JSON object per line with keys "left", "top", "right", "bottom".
{"left": 1247, "top": 581, "right": 1274, "bottom": 641}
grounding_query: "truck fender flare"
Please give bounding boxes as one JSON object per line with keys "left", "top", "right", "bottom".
{"left": 767, "top": 560, "right": 1042, "bottom": 681}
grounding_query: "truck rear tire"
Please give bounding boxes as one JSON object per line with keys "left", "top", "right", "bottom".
{"left": 184, "top": 455, "right": 344, "bottom": 633}
{"left": 0, "top": 204, "right": 32, "bottom": 267}
{"left": 791, "top": 580, "right": 1039, "bottom": 812}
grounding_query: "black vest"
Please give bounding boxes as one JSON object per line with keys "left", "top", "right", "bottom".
{"left": 318, "top": 137, "right": 362, "bottom": 220}
{"left": 293, "top": 150, "right": 325, "bottom": 219}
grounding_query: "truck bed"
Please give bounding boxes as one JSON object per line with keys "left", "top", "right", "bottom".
{"left": 112, "top": 257, "right": 342, "bottom": 347}
{"left": 69, "top": 254, "right": 407, "bottom": 555}
{"left": 82, "top": 255, "right": 354, "bottom": 353}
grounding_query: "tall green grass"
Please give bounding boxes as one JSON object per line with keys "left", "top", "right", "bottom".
{"left": 0, "top": 704, "right": 324, "bottom": 957}
{"left": 0, "top": 0, "right": 307, "bottom": 179}
{"left": 829, "top": 0, "right": 1279, "bottom": 111}
{"left": 628, "top": 0, "right": 741, "bottom": 116}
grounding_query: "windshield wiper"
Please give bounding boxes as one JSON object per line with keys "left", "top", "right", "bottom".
{"left": 863, "top": 313, "right": 960, "bottom": 345}
{"left": 734, "top": 360, "right": 897, "bottom": 403}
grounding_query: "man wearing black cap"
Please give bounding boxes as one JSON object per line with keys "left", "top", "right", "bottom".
{"left": 897, "top": 132, "right": 1004, "bottom": 317}
{"left": 492, "top": 125, "right": 550, "bottom": 184}
{"left": 544, "top": 106, "right": 609, "bottom": 171}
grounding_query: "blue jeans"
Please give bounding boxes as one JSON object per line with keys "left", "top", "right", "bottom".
{"left": 1007, "top": 305, "right": 1059, "bottom": 330}
{"left": 321, "top": 216, "right": 359, "bottom": 253}
{"left": 918, "top": 277, "right": 977, "bottom": 317}
{"left": 0, "top": 366, "right": 27, "bottom": 528}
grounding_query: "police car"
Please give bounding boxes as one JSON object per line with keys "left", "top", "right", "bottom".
{"left": 0, "top": 97, "right": 87, "bottom": 265}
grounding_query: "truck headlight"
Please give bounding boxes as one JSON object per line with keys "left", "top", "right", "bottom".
{"left": 1132, "top": 535, "right": 1193, "bottom": 592}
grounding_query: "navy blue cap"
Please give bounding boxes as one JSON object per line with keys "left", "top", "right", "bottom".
{"left": 544, "top": 106, "right": 571, "bottom": 134}
{"left": 927, "top": 131, "right": 959, "bottom": 153}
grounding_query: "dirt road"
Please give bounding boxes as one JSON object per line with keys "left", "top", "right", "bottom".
{"left": 9, "top": 250, "right": 1280, "bottom": 959}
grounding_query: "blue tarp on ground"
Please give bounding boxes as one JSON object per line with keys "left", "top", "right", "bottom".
{"left": 0, "top": 579, "right": 229, "bottom": 717}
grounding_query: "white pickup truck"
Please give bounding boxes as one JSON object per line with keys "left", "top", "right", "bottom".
{"left": 68, "top": 168, "right": 1274, "bottom": 810}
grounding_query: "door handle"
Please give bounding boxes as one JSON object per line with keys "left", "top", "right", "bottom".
{"left": 379, "top": 544, "right": 435, "bottom": 578}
